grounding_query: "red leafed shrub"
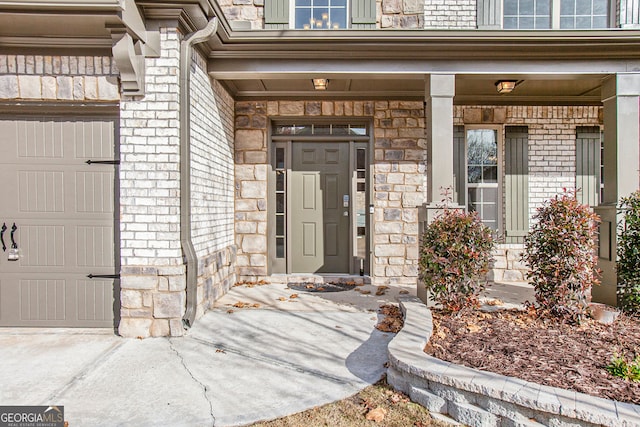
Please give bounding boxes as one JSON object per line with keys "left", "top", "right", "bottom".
{"left": 523, "top": 190, "right": 600, "bottom": 323}
{"left": 419, "top": 205, "right": 495, "bottom": 312}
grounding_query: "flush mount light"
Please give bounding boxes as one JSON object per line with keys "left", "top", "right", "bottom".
{"left": 495, "top": 80, "right": 518, "bottom": 94}
{"left": 312, "top": 78, "right": 329, "bottom": 90}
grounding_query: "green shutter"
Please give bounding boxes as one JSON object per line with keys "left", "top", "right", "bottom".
{"left": 505, "top": 126, "right": 529, "bottom": 244}
{"left": 576, "top": 126, "right": 602, "bottom": 207}
{"left": 351, "top": 0, "right": 376, "bottom": 28}
{"left": 265, "top": 0, "right": 289, "bottom": 29}
{"left": 453, "top": 126, "right": 466, "bottom": 206}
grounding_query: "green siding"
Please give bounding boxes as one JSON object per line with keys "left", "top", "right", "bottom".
{"left": 505, "top": 126, "right": 529, "bottom": 244}
{"left": 351, "top": 0, "right": 376, "bottom": 28}
{"left": 453, "top": 126, "right": 466, "bottom": 206}
{"left": 576, "top": 127, "right": 602, "bottom": 207}
{"left": 264, "top": 0, "right": 289, "bottom": 28}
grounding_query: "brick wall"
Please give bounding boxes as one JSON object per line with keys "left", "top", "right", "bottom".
{"left": 119, "top": 27, "right": 185, "bottom": 338}
{"left": 424, "top": 0, "right": 476, "bottom": 28}
{"left": 235, "top": 100, "right": 426, "bottom": 285}
{"left": 0, "top": 55, "right": 119, "bottom": 101}
{"left": 190, "top": 50, "right": 237, "bottom": 317}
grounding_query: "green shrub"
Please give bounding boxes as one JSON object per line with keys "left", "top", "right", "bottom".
{"left": 522, "top": 190, "right": 600, "bottom": 323}
{"left": 617, "top": 190, "right": 640, "bottom": 315}
{"left": 606, "top": 352, "right": 640, "bottom": 382}
{"left": 419, "top": 204, "right": 495, "bottom": 312}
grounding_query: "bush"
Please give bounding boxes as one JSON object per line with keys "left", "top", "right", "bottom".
{"left": 522, "top": 190, "right": 600, "bottom": 323}
{"left": 617, "top": 190, "right": 640, "bottom": 315}
{"left": 606, "top": 352, "right": 640, "bottom": 382}
{"left": 419, "top": 205, "right": 495, "bottom": 312}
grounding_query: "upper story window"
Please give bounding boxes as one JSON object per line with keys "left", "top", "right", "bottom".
{"left": 294, "top": 0, "right": 348, "bottom": 29}
{"left": 560, "top": 0, "right": 609, "bottom": 28}
{"left": 265, "top": 0, "right": 375, "bottom": 30}
{"left": 504, "top": 0, "right": 551, "bottom": 29}
{"left": 495, "top": 0, "right": 610, "bottom": 29}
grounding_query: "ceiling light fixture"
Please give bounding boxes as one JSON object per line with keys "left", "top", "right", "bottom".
{"left": 312, "top": 78, "right": 329, "bottom": 90}
{"left": 495, "top": 80, "right": 518, "bottom": 94}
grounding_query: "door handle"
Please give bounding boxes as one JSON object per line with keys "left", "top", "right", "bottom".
{"left": 10, "top": 223, "right": 17, "bottom": 249}
{"left": 0, "top": 223, "right": 6, "bottom": 252}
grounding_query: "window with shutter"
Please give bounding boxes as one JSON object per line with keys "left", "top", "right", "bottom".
{"left": 264, "top": 0, "right": 376, "bottom": 29}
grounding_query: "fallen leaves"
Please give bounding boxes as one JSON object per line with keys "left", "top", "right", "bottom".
{"left": 234, "top": 279, "right": 269, "bottom": 288}
{"left": 232, "top": 301, "right": 261, "bottom": 309}
{"left": 375, "top": 304, "right": 404, "bottom": 333}
{"left": 289, "top": 293, "right": 298, "bottom": 299}
{"left": 485, "top": 298, "right": 504, "bottom": 306}
{"left": 376, "top": 286, "right": 389, "bottom": 296}
{"left": 365, "top": 407, "right": 387, "bottom": 422}
{"left": 215, "top": 348, "right": 226, "bottom": 354}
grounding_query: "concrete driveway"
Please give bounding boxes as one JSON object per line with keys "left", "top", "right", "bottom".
{"left": 0, "top": 280, "right": 411, "bottom": 426}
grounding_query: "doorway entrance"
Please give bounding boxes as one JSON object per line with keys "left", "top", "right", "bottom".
{"left": 270, "top": 122, "right": 371, "bottom": 275}
{"left": 291, "top": 142, "right": 350, "bottom": 273}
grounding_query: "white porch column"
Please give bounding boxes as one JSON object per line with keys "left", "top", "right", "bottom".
{"left": 594, "top": 73, "right": 640, "bottom": 305}
{"left": 425, "top": 74, "right": 456, "bottom": 208}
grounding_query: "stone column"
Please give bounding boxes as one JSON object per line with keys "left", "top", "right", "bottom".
{"left": 425, "top": 74, "right": 457, "bottom": 214}
{"left": 594, "top": 73, "right": 640, "bottom": 305}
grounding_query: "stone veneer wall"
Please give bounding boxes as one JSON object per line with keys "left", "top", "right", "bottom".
{"left": 218, "top": 0, "right": 264, "bottom": 29}
{"left": 235, "top": 100, "right": 426, "bottom": 285}
{"left": 423, "top": 0, "right": 476, "bottom": 28}
{"left": 379, "top": 0, "right": 425, "bottom": 28}
{"left": 455, "top": 105, "right": 602, "bottom": 281}
{"left": 189, "top": 50, "right": 237, "bottom": 318}
{"left": 0, "top": 55, "right": 119, "bottom": 101}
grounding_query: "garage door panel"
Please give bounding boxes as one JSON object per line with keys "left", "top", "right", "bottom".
{"left": 76, "top": 279, "right": 113, "bottom": 321}
{"left": 0, "top": 116, "right": 117, "bottom": 327}
{"left": 20, "top": 279, "right": 66, "bottom": 321}
{"left": 19, "top": 225, "right": 65, "bottom": 267}
{"left": 75, "top": 120, "right": 115, "bottom": 160}
{"left": 76, "top": 171, "right": 114, "bottom": 213}
{"left": 76, "top": 225, "right": 114, "bottom": 268}
{"left": 18, "top": 170, "right": 65, "bottom": 213}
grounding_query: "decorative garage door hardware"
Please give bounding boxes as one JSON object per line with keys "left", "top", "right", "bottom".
{"left": 86, "top": 274, "right": 120, "bottom": 279}
{"left": 85, "top": 160, "right": 120, "bottom": 165}
{"left": 0, "top": 223, "right": 19, "bottom": 256}
{"left": 0, "top": 223, "right": 20, "bottom": 261}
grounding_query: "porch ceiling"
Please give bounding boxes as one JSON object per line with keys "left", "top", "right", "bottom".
{"left": 219, "top": 74, "right": 607, "bottom": 105}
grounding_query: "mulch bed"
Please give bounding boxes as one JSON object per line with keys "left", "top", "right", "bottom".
{"left": 424, "top": 309, "right": 640, "bottom": 405}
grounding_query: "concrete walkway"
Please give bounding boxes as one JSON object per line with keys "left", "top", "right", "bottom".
{"left": 0, "top": 280, "right": 412, "bottom": 427}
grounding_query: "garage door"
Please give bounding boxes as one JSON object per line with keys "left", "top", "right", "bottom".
{"left": 0, "top": 116, "right": 117, "bottom": 327}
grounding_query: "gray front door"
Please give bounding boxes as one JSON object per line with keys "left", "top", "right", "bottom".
{"left": 0, "top": 117, "right": 117, "bottom": 327}
{"left": 291, "top": 142, "right": 350, "bottom": 273}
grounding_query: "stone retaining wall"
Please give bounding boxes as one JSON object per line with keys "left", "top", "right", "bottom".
{"left": 387, "top": 297, "right": 640, "bottom": 427}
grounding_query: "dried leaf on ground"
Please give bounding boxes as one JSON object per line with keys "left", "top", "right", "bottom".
{"left": 226, "top": 309, "right": 234, "bottom": 314}
{"left": 376, "top": 286, "right": 389, "bottom": 296}
{"left": 365, "top": 407, "right": 387, "bottom": 422}
{"left": 485, "top": 299, "right": 504, "bottom": 306}
{"left": 376, "top": 304, "right": 404, "bottom": 333}
{"left": 215, "top": 348, "right": 226, "bottom": 353}
{"left": 289, "top": 293, "right": 298, "bottom": 299}
{"left": 359, "top": 290, "right": 371, "bottom": 295}
{"left": 399, "top": 289, "right": 410, "bottom": 295}
{"left": 277, "top": 297, "right": 287, "bottom": 301}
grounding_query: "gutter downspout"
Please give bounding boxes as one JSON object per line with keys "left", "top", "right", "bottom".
{"left": 180, "top": 17, "right": 219, "bottom": 328}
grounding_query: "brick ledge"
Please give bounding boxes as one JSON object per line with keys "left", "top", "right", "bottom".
{"left": 387, "top": 296, "right": 640, "bottom": 427}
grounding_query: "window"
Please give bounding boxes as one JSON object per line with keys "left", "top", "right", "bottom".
{"left": 294, "top": 0, "right": 348, "bottom": 29}
{"left": 504, "top": 0, "right": 551, "bottom": 29}
{"left": 467, "top": 129, "right": 501, "bottom": 232}
{"left": 494, "top": 0, "right": 610, "bottom": 29}
{"left": 264, "top": 0, "right": 375, "bottom": 30}
{"left": 560, "top": 0, "right": 609, "bottom": 28}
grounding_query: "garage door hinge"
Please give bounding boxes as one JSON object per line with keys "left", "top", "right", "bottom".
{"left": 87, "top": 274, "right": 120, "bottom": 279}
{"left": 85, "top": 160, "right": 120, "bottom": 165}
